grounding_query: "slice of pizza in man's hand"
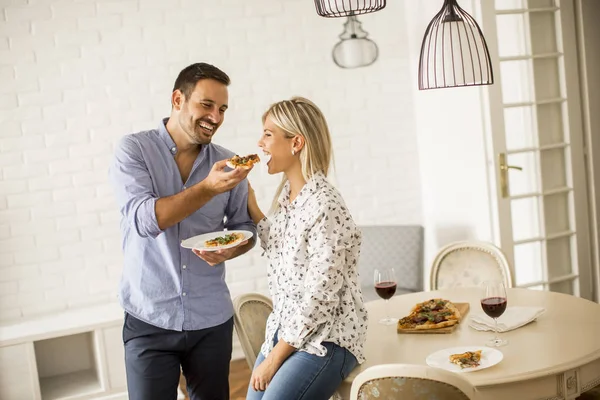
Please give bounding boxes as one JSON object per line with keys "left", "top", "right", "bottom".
{"left": 226, "top": 154, "right": 261, "bottom": 170}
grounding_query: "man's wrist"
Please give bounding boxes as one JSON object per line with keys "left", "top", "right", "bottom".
{"left": 231, "top": 237, "right": 255, "bottom": 259}
{"left": 194, "top": 180, "right": 217, "bottom": 199}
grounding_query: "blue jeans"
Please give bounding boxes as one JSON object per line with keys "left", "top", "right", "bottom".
{"left": 246, "top": 334, "right": 357, "bottom": 400}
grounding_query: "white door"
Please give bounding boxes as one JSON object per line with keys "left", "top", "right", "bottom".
{"left": 480, "top": 0, "right": 593, "bottom": 299}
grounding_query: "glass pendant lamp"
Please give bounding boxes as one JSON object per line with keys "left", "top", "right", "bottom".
{"left": 332, "top": 15, "right": 379, "bottom": 69}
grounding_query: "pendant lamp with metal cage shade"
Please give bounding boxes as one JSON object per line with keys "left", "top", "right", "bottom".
{"left": 418, "top": 0, "right": 494, "bottom": 90}
{"left": 314, "top": 0, "right": 386, "bottom": 18}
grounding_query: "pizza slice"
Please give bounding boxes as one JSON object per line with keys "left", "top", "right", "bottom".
{"left": 226, "top": 154, "right": 260, "bottom": 169}
{"left": 449, "top": 350, "right": 482, "bottom": 369}
{"left": 204, "top": 232, "right": 245, "bottom": 248}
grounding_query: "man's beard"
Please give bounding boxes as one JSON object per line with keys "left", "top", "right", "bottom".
{"left": 181, "top": 115, "right": 215, "bottom": 145}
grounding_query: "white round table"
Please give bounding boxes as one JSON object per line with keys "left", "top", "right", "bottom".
{"left": 338, "top": 288, "right": 600, "bottom": 400}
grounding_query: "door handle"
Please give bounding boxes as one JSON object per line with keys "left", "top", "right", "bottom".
{"left": 499, "top": 153, "right": 522, "bottom": 198}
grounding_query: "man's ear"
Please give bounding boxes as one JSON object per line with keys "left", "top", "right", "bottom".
{"left": 171, "top": 89, "right": 185, "bottom": 111}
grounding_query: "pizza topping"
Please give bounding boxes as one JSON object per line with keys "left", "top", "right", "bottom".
{"left": 449, "top": 350, "right": 482, "bottom": 369}
{"left": 204, "top": 233, "right": 243, "bottom": 247}
{"left": 227, "top": 154, "right": 260, "bottom": 169}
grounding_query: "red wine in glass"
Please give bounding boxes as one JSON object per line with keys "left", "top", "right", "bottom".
{"left": 375, "top": 281, "right": 397, "bottom": 300}
{"left": 481, "top": 281, "right": 508, "bottom": 347}
{"left": 374, "top": 268, "right": 398, "bottom": 325}
{"left": 481, "top": 297, "right": 507, "bottom": 319}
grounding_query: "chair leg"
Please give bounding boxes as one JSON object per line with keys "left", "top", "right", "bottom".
{"left": 179, "top": 371, "right": 189, "bottom": 400}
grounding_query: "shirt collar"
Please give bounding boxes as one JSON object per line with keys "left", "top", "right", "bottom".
{"left": 158, "top": 118, "right": 210, "bottom": 158}
{"left": 158, "top": 118, "right": 178, "bottom": 155}
{"left": 278, "top": 171, "right": 327, "bottom": 209}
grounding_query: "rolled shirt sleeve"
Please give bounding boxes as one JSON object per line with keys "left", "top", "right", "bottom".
{"left": 279, "top": 207, "right": 348, "bottom": 349}
{"left": 109, "top": 135, "right": 163, "bottom": 239}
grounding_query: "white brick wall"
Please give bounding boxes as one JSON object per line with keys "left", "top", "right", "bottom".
{"left": 0, "top": 0, "right": 422, "bottom": 322}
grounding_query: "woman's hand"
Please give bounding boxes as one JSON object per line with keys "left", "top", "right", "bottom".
{"left": 250, "top": 357, "right": 279, "bottom": 392}
{"left": 247, "top": 181, "right": 265, "bottom": 224}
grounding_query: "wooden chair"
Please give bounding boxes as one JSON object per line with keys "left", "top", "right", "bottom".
{"left": 232, "top": 292, "right": 273, "bottom": 369}
{"left": 350, "top": 364, "right": 477, "bottom": 400}
{"left": 430, "top": 241, "right": 513, "bottom": 290}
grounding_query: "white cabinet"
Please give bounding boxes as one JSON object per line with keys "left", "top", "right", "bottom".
{"left": 0, "top": 303, "right": 127, "bottom": 400}
{"left": 0, "top": 343, "right": 39, "bottom": 400}
{"left": 102, "top": 326, "right": 127, "bottom": 391}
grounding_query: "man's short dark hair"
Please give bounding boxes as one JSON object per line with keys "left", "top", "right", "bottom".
{"left": 173, "top": 63, "right": 230, "bottom": 100}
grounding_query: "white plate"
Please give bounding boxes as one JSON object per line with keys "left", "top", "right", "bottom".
{"left": 426, "top": 346, "right": 503, "bottom": 373}
{"left": 180, "top": 230, "right": 253, "bottom": 251}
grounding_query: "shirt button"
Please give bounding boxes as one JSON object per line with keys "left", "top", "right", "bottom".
{"left": 182, "top": 292, "right": 187, "bottom": 296}
{"left": 182, "top": 265, "right": 187, "bottom": 269}
{"left": 183, "top": 186, "right": 187, "bottom": 190}
{"left": 171, "top": 147, "right": 176, "bottom": 153}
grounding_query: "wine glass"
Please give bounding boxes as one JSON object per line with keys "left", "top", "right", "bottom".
{"left": 480, "top": 280, "right": 508, "bottom": 347}
{"left": 374, "top": 268, "right": 398, "bottom": 325}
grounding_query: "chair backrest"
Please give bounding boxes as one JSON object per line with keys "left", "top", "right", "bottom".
{"left": 430, "top": 240, "right": 513, "bottom": 290}
{"left": 358, "top": 225, "right": 424, "bottom": 302}
{"left": 232, "top": 293, "right": 273, "bottom": 369}
{"left": 350, "top": 364, "right": 476, "bottom": 400}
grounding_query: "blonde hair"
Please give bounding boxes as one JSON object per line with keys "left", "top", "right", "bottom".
{"left": 263, "top": 96, "right": 333, "bottom": 214}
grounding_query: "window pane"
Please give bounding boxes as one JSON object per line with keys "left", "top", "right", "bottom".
{"left": 514, "top": 241, "right": 543, "bottom": 285}
{"left": 528, "top": 0, "right": 556, "bottom": 8}
{"left": 496, "top": 0, "right": 527, "bottom": 10}
{"left": 495, "top": 0, "right": 525, "bottom": 10}
{"left": 533, "top": 57, "right": 561, "bottom": 101}
{"left": 537, "top": 102, "right": 565, "bottom": 146}
{"left": 505, "top": 106, "right": 536, "bottom": 150}
{"left": 529, "top": 11, "right": 558, "bottom": 54}
{"left": 511, "top": 197, "right": 540, "bottom": 241}
{"left": 496, "top": 14, "right": 529, "bottom": 58}
{"left": 546, "top": 236, "right": 573, "bottom": 280}
{"left": 540, "top": 148, "right": 567, "bottom": 191}
{"left": 501, "top": 60, "right": 533, "bottom": 104}
{"left": 543, "top": 192, "right": 571, "bottom": 235}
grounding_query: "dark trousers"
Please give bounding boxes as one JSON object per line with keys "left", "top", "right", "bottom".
{"left": 123, "top": 313, "right": 233, "bottom": 400}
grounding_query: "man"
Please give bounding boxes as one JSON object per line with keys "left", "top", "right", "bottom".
{"left": 109, "top": 63, "right": 256, "bottom": 400}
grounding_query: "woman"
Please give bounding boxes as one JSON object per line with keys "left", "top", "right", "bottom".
{"left": 245, "top": 97, "right": 368, "bottom": 400}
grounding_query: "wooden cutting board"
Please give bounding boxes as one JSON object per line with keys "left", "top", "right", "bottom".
{"left": 396, "top": 302, "right": 471, "bottom": 334}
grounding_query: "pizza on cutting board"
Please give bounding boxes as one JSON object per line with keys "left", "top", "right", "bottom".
{"left": 397, "top": 298, "right": 462, "bottom": 330}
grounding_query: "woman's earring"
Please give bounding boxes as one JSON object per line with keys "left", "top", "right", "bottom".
{"left": 291, "top": 149, "right": 295, "bottom": 155}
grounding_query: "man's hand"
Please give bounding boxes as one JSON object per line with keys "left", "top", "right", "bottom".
{"left": 250, "top": 357, "right": 279, "bottom": 392}
{"left": 154, "top": 160, "right": 253, "bottom": 232}
{"left": 192, "top": 240, "right": 248, "bottom": 266}
{"left": 202, "top": 159, "right": 252, "bottom": 197}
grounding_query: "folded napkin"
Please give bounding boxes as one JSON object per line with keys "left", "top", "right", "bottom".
{"left": 469, "top": 306, "right": 546, "bottom": 332}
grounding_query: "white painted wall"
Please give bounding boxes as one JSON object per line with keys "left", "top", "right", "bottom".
{"left": 0, "top": 0, "right": 425, "bottom": 322}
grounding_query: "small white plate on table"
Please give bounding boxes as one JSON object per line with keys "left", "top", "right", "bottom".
{"left": 181, "top": 230, "right": 253, "bottom": 251}
{"left": 426, "top": 346, "right": 503, "bottom": 373}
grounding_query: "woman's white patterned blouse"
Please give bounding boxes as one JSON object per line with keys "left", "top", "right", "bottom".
{"left": 257, "top": 172, "right": 368, "bottom": 363}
